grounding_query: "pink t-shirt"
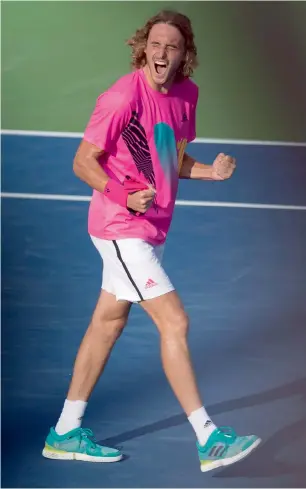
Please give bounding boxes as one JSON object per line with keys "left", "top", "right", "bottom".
{"left": 83, "top": 68, "right": 198, "bottom": 245}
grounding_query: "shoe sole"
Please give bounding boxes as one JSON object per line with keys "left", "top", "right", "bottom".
{"left": 200, "top": 438, "right": 261, "bottom": 472}
{"left": 42, "top": 445, "right": 122, "bottom": 463}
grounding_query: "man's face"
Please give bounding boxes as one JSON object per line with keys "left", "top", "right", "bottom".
{"left": 144, "top": 23, "right": 185, "bottom": 89}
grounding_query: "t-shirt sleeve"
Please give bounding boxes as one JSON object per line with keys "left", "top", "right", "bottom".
{"left": 188, "top": 84, "right": 199, "bottom": 143}
{"left": 83, "top": 91, "right": 132, "bottom": 152}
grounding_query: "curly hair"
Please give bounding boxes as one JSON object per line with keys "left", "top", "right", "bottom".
{"left": 126, "top": 10, "right": 198, "bottom": 80}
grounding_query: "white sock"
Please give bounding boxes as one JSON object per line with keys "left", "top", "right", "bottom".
{"left": 55, "top": 399, "right": 88, "bottom": 435}
{"left": 188, "top": 406, "right": 216, "bottom": 446}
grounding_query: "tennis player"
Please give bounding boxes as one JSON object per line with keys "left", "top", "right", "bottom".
{"left": 43, "top": 10, "right": 261, "bottom": 472}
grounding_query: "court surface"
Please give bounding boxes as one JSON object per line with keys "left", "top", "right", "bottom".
{"left": 2, "top": 134, "right": 306, "bottom": 488}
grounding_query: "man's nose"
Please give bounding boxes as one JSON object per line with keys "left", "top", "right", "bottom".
{"left": 157, "top": 46, "right": 167, "bottom": 59}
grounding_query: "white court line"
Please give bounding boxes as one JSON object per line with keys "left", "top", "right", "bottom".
{"left": 1, "top": 129, "right": 306, "bottom": 147}
{"left": 1, "top": 192, "right": 306, "bottom": 211}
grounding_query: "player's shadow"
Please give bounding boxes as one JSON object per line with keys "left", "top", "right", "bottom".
{"left": 99, "top": 376, "right": 306, "bottom": 476}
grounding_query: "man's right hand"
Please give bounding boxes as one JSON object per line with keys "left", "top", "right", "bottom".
{"left": 127, "top": 188, "right": 156, "bottom": 214}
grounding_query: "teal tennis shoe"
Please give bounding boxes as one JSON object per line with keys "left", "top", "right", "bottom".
{"left": 42, "top": 427, "right": 122, "bottom": 463}
{"left": 197, "top": 426, "right": 261, "bottom": 472}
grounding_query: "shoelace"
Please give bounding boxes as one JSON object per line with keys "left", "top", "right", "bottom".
{"left": 79, "top": 428, "right": 97, "bottom": 450}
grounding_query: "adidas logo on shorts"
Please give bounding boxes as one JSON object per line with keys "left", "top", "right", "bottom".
{"left": 145, "top": 278, "right": 157, "bottom": 289}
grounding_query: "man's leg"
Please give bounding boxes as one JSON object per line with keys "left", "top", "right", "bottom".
{"left": 140, "top": 290, "right": 261, "bottom": 472}
{"left": 140, "top": 291, "right": 199, "bottom": 414}
{"left": 65, "top": 289, "right": 131, "bottom": 403}
{"left": 140, "top": 290, "right": 214, "bottom": 429}
{"left": 42, "top": 289, "right": 131, "bottom": 462}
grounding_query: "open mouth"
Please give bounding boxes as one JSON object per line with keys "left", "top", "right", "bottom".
{"left": 154, "top": 61, "right": 167, "bottom": 76}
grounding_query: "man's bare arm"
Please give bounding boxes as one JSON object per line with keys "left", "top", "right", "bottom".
{"left": 73, "top": 140, "right": 155, "bottom": 213}
{"left": 73, "top": 140, "right": 109, "bottom": 192}
{"left": 179, "top": 152, "right": 236, "bottom": 181}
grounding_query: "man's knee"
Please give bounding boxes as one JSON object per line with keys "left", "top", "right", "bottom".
{"left": 152, "top": 305, "right": 189, "bottom": 339}
{"left": 141, "top": 291, "right": 189, "bottom": 338}
{"left": 161, "top": 310, "right": 189, "bottom": 338}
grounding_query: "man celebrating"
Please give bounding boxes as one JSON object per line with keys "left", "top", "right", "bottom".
{"left": 43, "top": 10, "right": 260, "bottom": 472}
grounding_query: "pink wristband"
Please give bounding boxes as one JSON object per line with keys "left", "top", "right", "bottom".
{"left": 103, "top": 179, "right": 127, "bottom": 207}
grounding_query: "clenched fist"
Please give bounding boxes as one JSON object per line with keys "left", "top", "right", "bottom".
{"left": 127, "top": 188, "right": 156, "bottom": 214}
{"left": 211, "top": 153, "right": 236, "bottom": 181}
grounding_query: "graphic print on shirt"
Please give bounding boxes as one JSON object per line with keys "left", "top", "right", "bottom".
{"left": 154, "top": 122, "right": 178, "bottom": 189}
{"left": 122, "top": 111, "right": 156, "bottom": 188}
{"left": 122, "top": 110, "right": 158, "bottom": 211}
{"left": 122, "top": 113, "right": 181, "bottom": 209}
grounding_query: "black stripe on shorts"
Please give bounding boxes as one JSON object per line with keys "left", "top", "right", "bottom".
{"left": 112, "top": 240, "right": 144, "bottom": 301}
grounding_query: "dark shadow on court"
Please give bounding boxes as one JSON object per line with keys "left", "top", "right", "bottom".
{"left": 96, "top": 377, "right": 306, "bottom": 482}
{"left": 2, "top": 378, "right": 306, "bottom": 488}
{"left": 99, "top": 377, "right": 306, "bottom": 449}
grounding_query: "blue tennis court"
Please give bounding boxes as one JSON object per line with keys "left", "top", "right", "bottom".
{"left": 2, "top": 134, "right": 306, "bottom": 488}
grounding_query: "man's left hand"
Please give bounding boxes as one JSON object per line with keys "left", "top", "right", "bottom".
{"left": 211, "top": 153, "right": 236, "bottom": 181}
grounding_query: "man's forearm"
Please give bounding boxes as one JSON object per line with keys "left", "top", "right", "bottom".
{"left": 179, "top": 152, "right": 214, "bottom": 180}
{"left": 74, "top": 155, "right": 109, "bottom": 193}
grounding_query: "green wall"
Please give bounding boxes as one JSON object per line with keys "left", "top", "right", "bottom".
{"left": 2, "top": 1, "right": 306, "bottom": 141}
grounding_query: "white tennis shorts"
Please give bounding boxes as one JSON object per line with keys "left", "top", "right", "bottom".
{"left": 90, "top": 236, "right": 175, "bottom": 302}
